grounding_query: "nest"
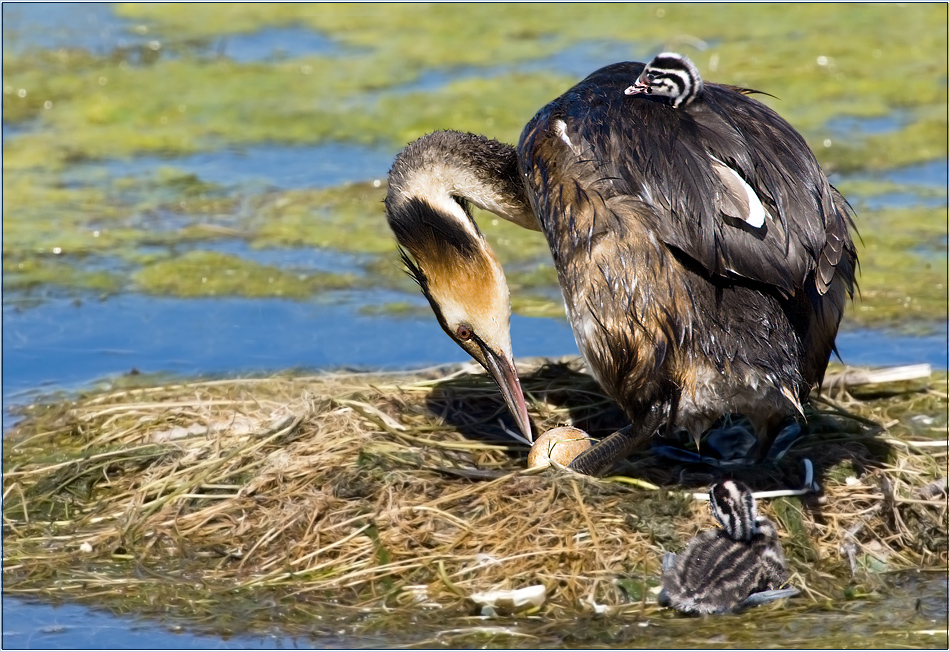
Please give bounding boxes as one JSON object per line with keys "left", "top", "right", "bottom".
{"left": 2, "top": 358, "right": 947, "bottom": 640}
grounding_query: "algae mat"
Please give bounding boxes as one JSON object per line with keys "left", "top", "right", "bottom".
{"left": 2, "top": 359, "right": 946, "bottom": 647}
{"left": 3, "top": 4, "right": 947, "bottom": 329}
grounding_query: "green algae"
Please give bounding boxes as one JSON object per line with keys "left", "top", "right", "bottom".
{"left": 249, "top": 182, "right": 396, "bottom": 254}
{"left": 1, "top": 3, "right": 946, "bottom": 327}
{"left": 132, "top": 250, "right": 360, "bottom": 299}
{"left": 850, "top": 205, "right": 948, "bottom": 329}
{"left": 2, "top": 256, "right": 123, "bottom": 296}
{"left": 5, "top": 5, "right": 946, "bottom": 159}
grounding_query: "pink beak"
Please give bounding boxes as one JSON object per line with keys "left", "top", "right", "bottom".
{"left": 624, "top": 79, "right": 650, "bottom": 96}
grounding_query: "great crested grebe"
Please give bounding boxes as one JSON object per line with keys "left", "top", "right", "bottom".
{"left": 385, "top": 59, "right": 857, "bottom": 475}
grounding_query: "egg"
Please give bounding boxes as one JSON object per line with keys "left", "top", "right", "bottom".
{"left": 527, "top": 426, "right": 593, "bottom": 468}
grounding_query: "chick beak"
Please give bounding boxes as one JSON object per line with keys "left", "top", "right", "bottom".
{"left": 478, "top": 342, "right": 533, "bottom": 442}
{"left": 625, "top": 79, "right": 650, "bottom": 95}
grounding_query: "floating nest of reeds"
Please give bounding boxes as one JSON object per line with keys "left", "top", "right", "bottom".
{"left": 2, "top": 358, "right": 947, "bottom": 640}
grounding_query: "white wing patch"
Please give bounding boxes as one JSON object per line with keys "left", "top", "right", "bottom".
{"left": 711, "top": 157, "right": 767, "bottom": 229}
{"left": 554, "top": 119, "right": 580, "bottom": 154}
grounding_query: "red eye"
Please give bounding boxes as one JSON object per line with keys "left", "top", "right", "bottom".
{"left": 456, "top": 325, "right": 473, "bottom": 341}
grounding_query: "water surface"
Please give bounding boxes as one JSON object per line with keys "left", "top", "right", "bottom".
{"left": 94, "top": 142, "right": 395, "bottom": 191}
{"left": 2, "top": 4, "right": 947, "bottom": 649}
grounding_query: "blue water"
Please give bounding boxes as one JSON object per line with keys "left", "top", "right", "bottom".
{"left": 856, "top": 192, "right": 946, "bottom": 211}
{"left": 197, "top": 240, "right": 375, "bottom": 274}
{"left": 4, "top": 290, "right": 946, "bottom": 431}
{"left": 881, "top": 159, "right": 949, "bottom": 188}
{"left": 2, "top": 4, "right": 948, "bottom": 649}
{"left": 213, "top": 25, "right": 338, "bottom": 63}
{"left": 0, "top": 292, "right": 580, "bottom": 428}
{"left": 829, "top": 158, "right": 949, "bottom": 192}
{"left": 826, "top": 111, "right": 912, "bottom": 137}
{"left": 94, "top": 142, "right": 395, "bottom": 191}
{"left": 1, "top": 599, "right": 365, "bottom": 649}
{"left": 834, "top": 329, "right": 948, "bottom": 369}
{"left": 832, "top": 158, "right": 949, "bottom": 210}
{"left": 2, "top": 3, "right": 341, "bottom": 64}
{"left": 1, "top": 2, "right": 146, "bottom": 55}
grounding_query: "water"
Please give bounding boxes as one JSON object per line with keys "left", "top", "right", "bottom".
{"left": 4, "top": 574, "right": 945, "bottom": 648}
{"left": 2, "top": 3, "right": 342, "bottom": 63}
{"left": 213, "top": 25, "right": 339, "bottom": 63}
{"left": 384, "top": 40, "right": 644, "bottom": 96}
{"left": 1, "top": 599, "right": 306, "bottom": 650}
{"left": 92, "top": 142, "right": 395, "bottom": 191}
{"left": 1, "top": 3, "right": 146, "bottom": 55}
{"left": 197, "top": 240, "right": 375, "bottom": 274}
{"left": 4, "top": 290, "right": 946, "bottom": 432}
{"left": 832, "top": 158, "right": 948, "bottom": 210}
{"left": 881, "top": 159, "right": 949, "bottom": 188}
{"left": 2, "top": 5, "right": 947, "bottom": 649}
{"left": 834, "top": 329, "right": 948, "bottom": 369}
{"left": 829, "top": 158, "right": 949, "bottom": 193}
{"left": 0, "top": 292, "right": 580, "bottom": 429}
{"left": 857, "top": 192, "right": 946, "bottom": 211}
{"left": 825, "top": 111, "right": 912, "bottom": 137}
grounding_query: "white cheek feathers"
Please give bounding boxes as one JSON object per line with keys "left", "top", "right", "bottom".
{"left": 527, "top": 426, "right": 594, "bottom": 468}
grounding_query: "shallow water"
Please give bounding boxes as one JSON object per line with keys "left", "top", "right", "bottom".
{"left": 833, "top": 158, "right": 948, "bottom": 210}
{"left": 2, "top": 4, "right": 947, "bottom": 649}
{"left": 879, "top": 158, "right": 949, "bottom": 188}
{"left": 4, "top": 573, "right": 946, "bottom": 649}
{"left": 1, "top": 3, "right": 144, "bottom": 55}
{"left": 1, "top": 598, "right": 337, "bottom": 649}
{"left": 212, "top": 25, "right": 340, "bottom": 63}
{"left": 0, "top": 291, "right": 581, "bottom": 428}
{"left": 382, "top": 39, "right": 646, "bottom": 97}
{"left": 1, "top": 3, "right": 341, "bottom": 64}
{"left": 95, "top": 142, "right": 395, "bottom": 191}
{"left": 4, "top": 290, "right": 946, "bottom": 426}
{"left": 825, "top": 111, "right": 912, "bottom": 137}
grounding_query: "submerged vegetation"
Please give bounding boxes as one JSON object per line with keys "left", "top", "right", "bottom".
{"left": 2, "top": 4, "right": 947, "bottom": 328}
{"left": 2, "top": 361, "right": 946, "bottom": 646}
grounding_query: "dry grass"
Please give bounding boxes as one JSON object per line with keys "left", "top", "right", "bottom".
{"left": 1, "top": 357, "right": 946, "bottom": 638}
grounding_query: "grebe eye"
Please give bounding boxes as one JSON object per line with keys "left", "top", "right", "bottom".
{"left": 456, "top": 325, "right": 473, "bottom": 341}
{"left": 646, "top": 73, "right": 656, "bottom": 81}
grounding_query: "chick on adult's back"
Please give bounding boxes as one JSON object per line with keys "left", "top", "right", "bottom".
{"left": 386, "top": 61, "right": 857, "bottom": 475}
